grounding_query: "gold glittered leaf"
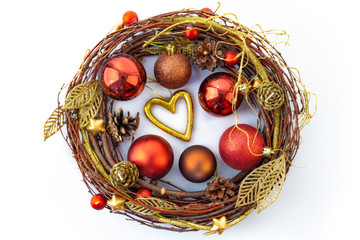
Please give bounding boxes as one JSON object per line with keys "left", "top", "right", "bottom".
{"left": 79, "top": 89, "right": 103, "bottom": 128}
{"left": 125, "top": 201, "right": 159, "bottom": 216}
{"left": 43, "top": 106, "right": 67, "bottom": 141}
{"left": 63, "top": 80, "right": 99, "bottom": 110}
{"left": 236, "top": 154, "right": 286, "bottom": 213}
{"left": 137, "top": 197, "right": 178, "bottom": 210}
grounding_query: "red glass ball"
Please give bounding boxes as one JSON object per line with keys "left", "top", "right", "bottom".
{"left": 219, "top": 124, "right": 265, "bottom": 170}
{"left": 136, "top": 188, "right": 152, "bottom": 199}
{"left": 99, "top": 54, "right": 146, "bottom": 101}
{"left": 123, "top": 11, "right": 138, "bottom": 25}
{"left": 128, "top": 135, "right": 174, "bottom": 180}
{"left": 184, "top": 26, "right": 199, "bottom": 40}
{"left": 179, "top": 145, "right": 217, "bottom": 183}
{"left": 225, "top": 50, "right": 239, "bottom": 67}
{"left": 90, "top": 194, "right": 107, "bottom": 210}
{"left": 198, "top": 72, "right": 242, "bottom": 116}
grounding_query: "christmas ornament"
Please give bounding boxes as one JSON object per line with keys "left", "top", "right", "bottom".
{"left": 219, "top": 124, "right": 265, "bottom": 170}
{"left": 123, "top": 11, "right": 138, "bottom": 25}
{"left": 98, "top": 53, "right": 146, "bottom": 100}
{"left": 109, "top": 161, "right": 139, "bottom": 189}
{"left": 205, "top": 177, "right": 236, "bottom": 202}
{"left": 107, "top": 194, "right": 126, "bottom": 212}
{"left": 210, "top": 216, "right": 229, "bottom": 235}
{"left": 144, "top": 90, "right": 193, "bottom": 141}
{"left": 90, "top": 193, "right": 107, "bottom": 210}
{"left": 128, "top": 135, "right": 174, "bottom": 179}
{"left": 45, "top": 7, "right": 314, "bottom": 234}
{"left": 136, "top": 188, "right": 152, "bottom": 199}
{"left": 107, "top": 108, "right": 139, "bottom": 142}
{"left": 184, "top": 26, "right": 199, "bottom": 40}
{"left": 179, "top": 145, "right": 217, "bottom": 183}
{"left": 193, "top": 37, "right": 225, "bottom": 71}
{"left": 224, "top": 50, "right": 239, "bottom": 66}
{"left": 154, "top": 53, "right": 191, "bottom": 89}
{"left": 257, "top": 81, "right": 285, "bottom": 111}
{"left": 198, "top": 72, "right": 242, "bottom": 116}
{"left": 86, "top": 118, "right": 105, "bottom": 136}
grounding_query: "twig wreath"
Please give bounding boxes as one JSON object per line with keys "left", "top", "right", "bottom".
{"left": 44, "top": 6, "right": 315, "bottom": 235}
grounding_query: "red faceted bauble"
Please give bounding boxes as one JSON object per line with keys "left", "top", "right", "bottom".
{"left": 198, "top": 72, "right": 242, "bottom": 116}
{"left": 136, "top": 188, "right": 152, "bottom": 199}
{"left": 123, "top": 11, "right": 138, "bottom": 25}
{"left": 99, "top": 54, "right": 146, "bottom": 101}
{"left": 179, "top": 145, "right": 217, "bottom": 183}
{"left": 90, "top": 193, "right": 107, "bottom": 210}
{"left": 219, "top": 124, "right": 265, "bottom": 170}
{"left": 128, "top": 135, "right": 174, "bottom": 180}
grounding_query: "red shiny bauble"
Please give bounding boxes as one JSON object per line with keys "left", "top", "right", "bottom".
{"left": 198, "top": 72, "right": 242, "bottom": 116}
{"left": 184, "top": 26, "right": 199, "bottom": 40}
{"left": 99, "top": 54, "right": 146, "bottom": 101}
{"left": 224, "top": 50, "right": 239, "bottom": 67}
{"left": 90, "top": 194, "right": 107, "bottom": 210}
{"left": 201, "top": 8, "right": 213, "bottom": 13}
{"left": 128, "top": 135, "right": 174, "bottom": 180}
{"left": 219, "top": 124, "right": 265, "bottom": 170}
{"left": 136, "top": 188, "right": 152, "bottom": 199}
{"left": 179, "top": 145, "right": 217, "bottom": 183}
{"left": 123, "top": 11, "right": 138, "bottom": 25}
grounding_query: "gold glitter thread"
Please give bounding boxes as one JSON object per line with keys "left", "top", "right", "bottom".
{"left": 273, "top": 109, "right": 281, "bottom": 149}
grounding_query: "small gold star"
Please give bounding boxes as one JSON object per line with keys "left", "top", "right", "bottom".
{"left": 210, "top": 216, "right": 229, "bottom": 235}
{"left": 107, "top": 194, "right": 126, "bottom": 212}
{"left": 86, "top": 118, "right": 105, "bottom": 136}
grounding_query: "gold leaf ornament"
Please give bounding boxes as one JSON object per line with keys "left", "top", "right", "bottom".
{"left": 43, "top": 106, "right": 67, "bottom": 141}
{"left": 125, "top": 197, "right": 178, "bottom": 216}
{"left": 63, "top": 80, "right": 99, "bottom": 110}
{"left": 79, "top": 88, "right": 103, "bottom": 128}
{"left": 236, "top": 154, "right": 286, "bottom": 213}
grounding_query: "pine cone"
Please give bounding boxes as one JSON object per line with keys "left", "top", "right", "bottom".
{"left": 193, "top": 37, "right": 225, "bottom": 71}
{"left": 205, "top": 177, "right": 236, "bottom": 202}
{"left": 110, "top": 161, "right": 139, "bottom": 189}
{"left": 257, "top": 82, "right": 285, "bottom": 111}
{"left": 107, "top": 108, "right": 139, "bottom": 142}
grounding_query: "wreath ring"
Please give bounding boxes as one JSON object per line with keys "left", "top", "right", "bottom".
{"left": 44, "top": 8, "right": 314, "bottom": 234}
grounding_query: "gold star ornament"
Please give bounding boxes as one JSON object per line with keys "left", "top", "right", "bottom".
{"left": 107, "top": 194, "right": 126, "bottom": 212}
{"left": 210, "top": 216, "right": 229, "bottom": 235}
{"left": 86, "top": 118, "right": 105, "bottom": 136}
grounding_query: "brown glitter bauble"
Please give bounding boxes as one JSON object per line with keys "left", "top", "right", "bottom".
{"left": 99, "top": 53, "right": 146, "bottom": 101}
{"left": 128, "top": 135, "right": 174, "bottom": 180}
{"left": 179, "top": 145, "right": 217, "bottom": 183}
{"left": 154, "top": 53, "right": 192, "bottom": 89}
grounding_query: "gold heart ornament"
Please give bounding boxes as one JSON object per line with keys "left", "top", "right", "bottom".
{"left": 144, "top": 90, "right": 194, "bottom": 142}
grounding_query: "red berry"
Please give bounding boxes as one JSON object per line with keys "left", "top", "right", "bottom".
{"left": 90, "top": 194, "right": 107, "bottom": 210}
{"left": 201, "top": 8, "right": 213, "bottom": 13}
{"left": 224, "top": 50, "right": 239, "bottom": 66}
{"left": 200, "top": 8, "right": 213, "bottom": 18}
{"left": 136, "top": 189, "right": 152, "bottom": 199}
{"left": 123, "top": 11, "right": 138, "bottom": 25}
{"left": 184, "top": 26, "right": 199, "bottom": 40}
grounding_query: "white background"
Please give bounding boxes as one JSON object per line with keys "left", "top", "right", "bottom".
{"left": 0, "top": 0, "right": 359, "bottom": 239}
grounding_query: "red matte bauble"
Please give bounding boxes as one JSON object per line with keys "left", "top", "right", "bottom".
{"left": 225, "top": 50, "right": 239, "bottom": 67}
{"left": 136, "top": 189, "right": 152, "bottom": 199}
{"left": 128, "top": 135, "right": 174, "bottom": 180}
{"left": 123, "top": 11, "right": 138, "bottom": 25}
{"left": 90, "top": 194, "right": 107, "bottom": 210}
{"left": 184, "top": 26, "right": 199, "bottom": 40}
{"left": 99, "top": 54, "right": 146, "bottom": 101}
{"left": 179, "top": 145, "right": 217, "bottom": 183}
{"left": 198, "top": 72, "right": 242, "bottom": 116}
{"left": 219, "top": 124, "right": 265, "bottom": 170}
